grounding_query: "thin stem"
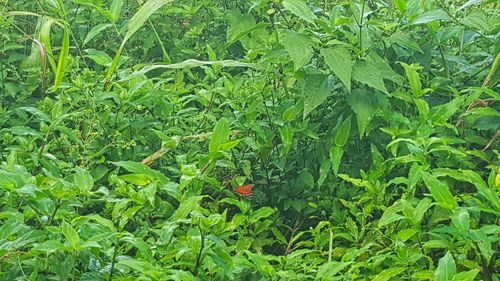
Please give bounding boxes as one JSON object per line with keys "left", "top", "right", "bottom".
{"left": 358, "top": 0, "right": 366, "bottom": 53}
{"left": 438, "top": 44, "right": 450, "bottom": 79}
{"left": 193, "top": 224, "right": 205, "bottom": 275}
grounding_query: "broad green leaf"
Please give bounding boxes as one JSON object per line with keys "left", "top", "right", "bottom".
{"left": 32, "top": 240, "right": 65, "bottom": 253}
{"left": 352, "top": 60, "right": 387, "bottom": 93}
{"left": 303, "top": 74, "right": 334, "bottom": 118}
{"left": 209, "top": 117, "right": 230, "bottom": 157}
{"left": 347, "top": 89, "right": 377, "bottom": 138}
{"left": 393, "top": 0, "right": 406, "bottom": 13}
{"left": 111, "top": 161, "right": 169, "bottom": 184}
{"left": 298, "top": 170, "right": 314, "bottom": 189}
{"left": 461, "top": 170, "right": 500, "bottom": 211}
{"left": 172, "top": 196, "right": 203, "bottom": 220}
{"left": 316, "top": 261, "right": 353, "bottom": 278}
{"left": 279, "top": 125, "right": 293, "bottom": 155}
{"left": 321, "top": 47, "right": 352, "bottom": 91}
{"left": 366, "top": 52, "right": 403, "bottom": 85}
{"left": 282, "top": 0, "right": 317, "bottom": 25}
{"left": 435, "top": 252, "right": 456, "bottom": 281}
{"left": 249, "top": 207, "right": 275, "bottom": 223}
{"left": 401, "top": 62, "right": 423, "bottom": 97}
{"left": 431, "top": 96, "right": 466, "bottom": 125}
{"left": 279, "top": 29, "right": 314, "bottom": 72}
{"left": 83, "top": 23, "right": 112, "bottom": 46}
{"left": 372, "top": 267, "right": 406, "bottom": 281}
{"left": 389, "top": 31, "right": 423, "bottom": 53}
{"left": 330, "top": 146, "right": 344, "bottom": 175}
{"left": 74, "top": 167, "right": 93, "bottom": 194}
{"left": 451, "top": 209, "right": 470, "bottom": 237}
{"left": 334, "top": 116, "right": 352, "bottom": 147}
{"left": 105, "top": 0, "right": 174, "bottom": 85}
{"left": 85, "top": 49, "right": 112, "bottom": 66}
{"left": 397, "top": 228, "right": 418, "bottom": 241}
{"left": 412, "top": 197, "right": 432, "bottom": 224}
{"left": 378, "top": 202, "right": 405, "bottom": 227}
{"left": 452, "top": 269, "right": 479, "bottom": 281}
{"left": 53, "top": 27, "right": 69, "bottom": 91}
{"left": 411, "top": 10, "right": 450, "bottom": 25}
{"left": 318, "top": 159, "right": 331, "bottom": 187}
{"left": 109, "top": 0, "right": 123, "bottom": 23}
{"left": 61, "top": 220, "right": 80, "bottom": 250}
{"left": 421, "top": 172, "right": 457, "bottom": 210}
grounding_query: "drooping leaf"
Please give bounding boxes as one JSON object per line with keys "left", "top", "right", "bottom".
{"left": 347, "top": 89, "right": 377, "bottom": 138}
{"left": 53, "top": 27, "right": 70, "bottom": 91}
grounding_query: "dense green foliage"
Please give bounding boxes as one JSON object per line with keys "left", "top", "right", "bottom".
{"left": 1, "top": 0, "right": 499, "bottom": 280}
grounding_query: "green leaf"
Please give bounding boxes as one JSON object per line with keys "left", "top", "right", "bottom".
{"left": 400, "top": 62, "right": 423, "bottom": 97}
{"left": 303, "top": 74, "right": 334, "bottom": 118}
{"left": 347, "top": 89, "right": 377, "bottom": 138}
{"left": 451, "top": 209, "right": 470, "bottom": 237}
{"left": 372, "top": 267, "right": 406, "bottom": 281}
{"left": 330, "top": 146, "right": 344, "bottom": 175}
{"left": 321, "top": 47, "right": 352, "bottom": 91}
{"left": 452, "top": 269, "right": 479, "bottom": 281}
{"left": 111, "top": 161, "right": 169, "bottom": 184}
{"left": 83, "top": 23, "right": 112, "bottom": 46}
{"left": 279, "top": 125, "right": 293, "bottom": 155}
{"left": 249, "top": 207, "right": 275, "bottom": 223}
{"left": 279, "top": 29, "right": 314, "bottom": 72}
{"left": 435, "top": 252, "right": 456, "bottom": 281}
{"left": 53, "top": 27, "right": 69, "bottom": 91}
{"left": 209, "top": 117, "right": 230, "bottom": 157}
{"left": 61, "top": 220, "right": 80, "bottom": 250}
{"left": 411, "top": 10, "right": 450, "bottom": 25}
{"left": 109, "top": 0, "right": 123, "bottom": 23}
{"left": 389, "top": 31, "right": 423, "bottom": 53}
{"left": 105, "top": 0, "right": 174, "bottom": 85}
{"left": 421, "top": 172, "right": 457, "bottom": 210}
{"left": 366, "top": 52, "right": 403, "bottom": 85}
{"left": 334, "top": 116, "right": 352, "bottom": 147}
{"left": 393, "top": 0, "right": 406, "bottom": 13}
{"left": 352, "top": 60, "right": 387, "bottom": 93}
{"left": 172, "top": 196, "right": 203, "bottom": 220}
{"left": 460, "top": 170, "right": 500, "bottom": 211}
{"left": 412, "top": 197, "right": 432, "bottom": 225}
{"left": 74, "top": 167, "right": 93, "bottom": 194}
{"left": 282, "top": 0, "right": 317, "bottom": 25}
{"left": 318, "top": 159, "right": 331, "bottom": 187}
